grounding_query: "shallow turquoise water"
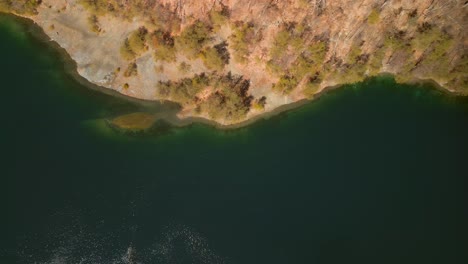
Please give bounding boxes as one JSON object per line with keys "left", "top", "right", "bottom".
{"left": 1, "top": 15, "right": 468, "bottom": 264}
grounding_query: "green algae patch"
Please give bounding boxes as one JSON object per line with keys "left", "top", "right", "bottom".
{"left": 110, "top": 112, "right": 157, "bottom": 131}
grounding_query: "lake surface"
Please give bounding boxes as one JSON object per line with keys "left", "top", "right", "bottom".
{"left": 1, "top": 15, "right": 467, "bottom": 264}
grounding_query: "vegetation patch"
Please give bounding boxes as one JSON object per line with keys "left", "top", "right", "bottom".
{"left": 289, "top": 41, "right": 328, "bottom": 80}
{"left": 303, "top": 73, "right": 322, "bottom": 98}
{"left": 367, "top": 46, "right": 386, "bottom": 76}
{"left": 178, "top": 62, "right": 191, "bottom": 74}
{"left": 200, "top": 73, "right": 253, "bottom": 121}
{"left": 123, "top": 62, "right": 138, "bottom": 77}
{"left": 270, "top": 36, "right": 328, "bottom": 95}
{"left": 252, "top": 96, "right": 267, "bottom": 110}
{"left": 446, "top": 55, "right": 468, "bottom": 92}
{"left": 367, "top": 9, "right": 380, "bottom": 25}
{"left": 0, "top": 0, "right": 42, "bottom": 15}
{"left": 156, "top": 73, "right": 210, "bottom": 105}
{"left": 273, "top": 75, "right": 299, "bottom": 94}
{"left": 209, "top": 5, "right": 230, "bottom": 31}
{"left": 128, "top": 27, "right": 148, "bottom": 54}
{"left": 120, "top": 39, "right": 136, "bottom": 61}
{"left": 229, "top": 22, "right": 256, "bottom": 64}
{"left": 272, "top": 23, "right": 306, "bottom": 56}
{"left": 120, "top": 27, "right": 149, "bottom": 61}
{"left": 157, "top": 72, "right": 254, "bottom": 121}
{"left": 201, "top": 41, "right": 229, "bottom": 71}
{"left": 150, "top": 30, "right": 177, "bottom": 62}
{"left": 175, "top": 20, "right": 211, "bottom": 59}
{"left": 110, "top": 112, "right": 157, "bottom": 131}
{"left": 79, "top": 0, "right": 181, "bottom": 32}
{"left": 87, "top": 15, "right": 101, "bottom": 33}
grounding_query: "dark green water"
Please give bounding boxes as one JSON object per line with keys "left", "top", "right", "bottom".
{"left": 1, "top": 15, "right": 467, "bottom": 264}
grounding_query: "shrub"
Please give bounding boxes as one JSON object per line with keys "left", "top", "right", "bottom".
{"left": 268, "top": 23, "right": 310, "bottom": 75}
{"left": 201, "top": 41, "right": 229, "bottom": 71}
{"left": 178, "top": 62, "right": 191, "bottom": 74}
{"left": 447, "top": 55, "right": 468, "bottom": 93}
{"left": 307, "top": 41, "right": 328, "bottom": 62}
{"left": 202, "top": 74, "right": 253, "bottom": 121}
{"left": 201, "top": 47, "right": 225, "bottom": 71}
{"left": 289, "top": 41, "right": 327, "bottom": 80}
{"left": 0, "top": 0, "right": 42, "bottom": 15}
{"left": 367, "top": 9, "right": 380, "bottom": 25}
{"left": 156, "top": 73, "right": 209, "bottom": 105}
{"left": 270, "top": 23, "right": 307, "bottom": 58}
{"left": 175, "top": 20, "right": 211, "bottom": 59}
{"left": 120, "top": 39, "right": 136, "bottom": 61}
{"left": 303, "top": 74, "right": 322, "bottom": 99}
{"left": 123, "top": 62, "right": 138, "bottom": 77}
{"left": 150, "top": 30, "right": 177, "bottom": 62}
{"left": 128, "top": 27, "right": 148, "bottom": 55}
{"left": 273, "top": 75, "right": 298, "bottom": 94}
{"left": 79, "top": 0, "right": 108, "bottom": 15}
{"left": 334, "top": 69, "right": 366, "bottom": 85}
{"left": 214, "top": 41, "right": 230, "bottom": 64}
{"left": 153, "top": 45, "right": 176, "bottom": 62}
{"left": 156, "top": 80, "right": 172, "bottom": 97}
{"left": 253, "top": 96, "right": 267, "bottom": 110}
{"left": 347, "top": 45, "right": 363, "bottom": 63}
{"left": 119, "top": 27, "right": 149, "bottom": 60}
{"left": 333, "top": 46, "right": 368, "bottom": 85}
{"left": 230, "top": 22, "right": 256, "bottom": 63}
{"left": 270, "top": 30, "right": 291, "bottom": 60}
{"left": 418, "top": 30, "right": 454, "bottom": 67}
{"left": 368, "top": 47, "right": 386, "bottom": 76}
{"left": 157, "top": 72, "right": 254, "bottom": 121}
{"left": 78, "top": 0, "right": 182, "bottom": 32}
{"left": 384, "top": 30, "right": 409, "bottom": 50}
{"left": 209, "top": 6, "right": 229, "bottom": 30}
{"left": 87, "top": 15, "right": 101, "bottom": 33}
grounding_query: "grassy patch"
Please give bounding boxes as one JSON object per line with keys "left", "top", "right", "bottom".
{"left": 111, "top": 112, "right": 156, "bottom": 130}
{"left": 367, "top": 9, "right": 380, "bottom": 25}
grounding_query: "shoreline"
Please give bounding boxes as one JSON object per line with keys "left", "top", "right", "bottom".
{"left": 1, "top": 12, "right": 465, "bottom": 131}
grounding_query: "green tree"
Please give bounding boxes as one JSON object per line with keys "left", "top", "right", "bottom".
{"left": 230, "top": 22, "right": 256, "bottom": 63}
{"left": 175, "top": 20, "right": 211, "bottom": 59}
{"left": 128, "top": 27, "right": 148, "bottom": 55}
{"left": 150, "top": 30, "right": 177, "bottom": 62}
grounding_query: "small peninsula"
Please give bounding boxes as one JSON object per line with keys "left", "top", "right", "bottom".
{"left": 1, "top": 0, "right": 467, "bottom": 126}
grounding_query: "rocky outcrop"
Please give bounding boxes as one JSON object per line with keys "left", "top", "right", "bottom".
{"left": 2, "top": 0, "right": 467, "bottom": 126}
